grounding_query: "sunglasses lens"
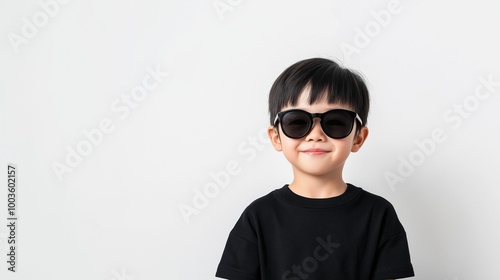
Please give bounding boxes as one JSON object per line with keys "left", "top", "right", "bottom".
{"left": 322, "top": 110, "right": 355, "bottom": 138}
{"left": 281, "top": 111, "right": 311, "bottom": 138}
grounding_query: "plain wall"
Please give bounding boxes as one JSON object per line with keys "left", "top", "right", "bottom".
{"left": 1, "top": 0, "right": 499, "bottom": 279}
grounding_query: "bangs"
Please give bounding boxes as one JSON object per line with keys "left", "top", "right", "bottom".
{"left": 269, "top": 58, "right": 369, "bottom": 126}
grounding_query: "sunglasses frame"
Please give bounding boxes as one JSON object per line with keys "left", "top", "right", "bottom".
{"left": 273, "top": 109, "right": 363, "bottom": 139}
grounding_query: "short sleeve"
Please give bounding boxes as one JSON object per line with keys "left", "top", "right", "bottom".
{"left": 372, "top": 231, "right": 415, "bottom": 279}
{"left": 216, "top": 209, "right": 260, "bottom": 280}
{"left": 372, "top": 202, "right": 415, "bottom": 279}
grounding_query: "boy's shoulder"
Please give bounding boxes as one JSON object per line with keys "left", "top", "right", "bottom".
{"left": 243, "top": 186, "right": 283, "bottom": 212}
{"left": 354, "top": 185, "right": 396, "bottom": 208}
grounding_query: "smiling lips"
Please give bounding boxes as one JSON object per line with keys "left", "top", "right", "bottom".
{"left": 302, "top": 148, "right": 330, "bottom": 155}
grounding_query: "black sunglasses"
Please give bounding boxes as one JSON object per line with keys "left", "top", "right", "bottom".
{"left": 274, "top": 109, "right": 363, "bottom": 139}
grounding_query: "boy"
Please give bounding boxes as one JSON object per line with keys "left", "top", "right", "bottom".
{"left": 216, "top": 57, "right": 414, "bottom": 279}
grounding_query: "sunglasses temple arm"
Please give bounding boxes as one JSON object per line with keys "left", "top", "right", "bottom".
{"left": 355, "top": 114, "right": 363, "bottom": 126}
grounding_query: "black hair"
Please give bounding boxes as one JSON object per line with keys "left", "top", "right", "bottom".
{"left": 268, "top": 57, "right": 370, "bottom": 131}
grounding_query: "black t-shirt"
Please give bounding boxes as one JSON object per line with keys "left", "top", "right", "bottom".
{"left": 216, "top": 184, "right": 415, "bottom": 280}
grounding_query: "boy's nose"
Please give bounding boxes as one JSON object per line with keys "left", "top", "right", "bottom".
{"left": 305, "top": 118, "right": 326, "bottom": 141}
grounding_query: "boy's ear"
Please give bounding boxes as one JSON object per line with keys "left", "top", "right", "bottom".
{"left": 351, "top": 126, "right": 369, "bottom": 153}
{"left": 267, "top": 125, "right": 282, "bottom": 151}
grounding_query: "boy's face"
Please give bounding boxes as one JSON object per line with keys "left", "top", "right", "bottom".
{"left": 268, "top": 89, "right": 369, "bottom": 179}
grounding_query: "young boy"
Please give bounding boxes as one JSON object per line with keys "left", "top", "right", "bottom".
{"left": 215, "top": 57, "right": 414, "bottom": 279}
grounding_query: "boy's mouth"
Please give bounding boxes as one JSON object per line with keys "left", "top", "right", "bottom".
{"left": 302, "top": 148, "right": 329, "bottom": 155}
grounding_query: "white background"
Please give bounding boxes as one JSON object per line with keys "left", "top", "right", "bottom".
{"left": 1, "top": 0, "right": 499, "bottom": 279}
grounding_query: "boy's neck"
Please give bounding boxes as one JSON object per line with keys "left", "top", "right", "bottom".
{"left": 288, "top": 175, "right": 347, "bottom": 199}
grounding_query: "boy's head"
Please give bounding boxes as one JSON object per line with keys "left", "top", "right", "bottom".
{"left": 267, "top": 58, "right": 370, "bottom": 179}
{"left": 268, "top": 57, "right": 370, "bottom": 131}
